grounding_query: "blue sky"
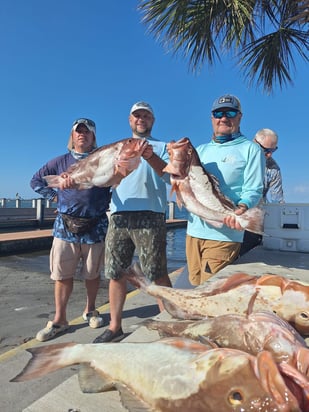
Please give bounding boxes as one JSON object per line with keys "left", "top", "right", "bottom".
{"left": 1, "top": 0, "right": 308, "bottom": 203}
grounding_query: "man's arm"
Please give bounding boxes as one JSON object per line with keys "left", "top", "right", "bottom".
{"left": 142, "top": 145, "right": 167, "bottom": 177}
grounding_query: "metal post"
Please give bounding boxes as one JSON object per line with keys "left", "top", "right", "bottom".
{"left": 168, "top": 201, "right": 175, "bottom": 220}
{"left": 36, "top": 198, "right": 45, "bottom": 226}
{"left": 0, "top": 198, "right": 7, "bottom": 207}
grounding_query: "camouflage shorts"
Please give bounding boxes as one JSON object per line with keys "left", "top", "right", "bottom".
{"left": 105, "top": 211, "right": 167, "bottom": 281}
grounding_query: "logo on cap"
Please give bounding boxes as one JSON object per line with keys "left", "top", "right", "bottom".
{"left": 219, "top": 97, "right": 233, "bottom": 104}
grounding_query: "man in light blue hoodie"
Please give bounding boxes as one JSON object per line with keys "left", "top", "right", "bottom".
{"left": 186, "top": 94, "right": 265, "bottom": 286}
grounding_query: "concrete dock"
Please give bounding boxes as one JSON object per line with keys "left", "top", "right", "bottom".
{"left": 1, "top": 241, "right": 308, "bottom": 411}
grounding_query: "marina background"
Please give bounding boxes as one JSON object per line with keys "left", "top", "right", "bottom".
{"left": 0, "top": 198, "right": 188, "bottom": 273}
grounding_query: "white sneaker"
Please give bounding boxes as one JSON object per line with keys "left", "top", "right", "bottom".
{"left": 82, "top": 310, "right": 104, "bottom": 329}
{"left": 36, "top": 321, "right": 70, "bottom": 342}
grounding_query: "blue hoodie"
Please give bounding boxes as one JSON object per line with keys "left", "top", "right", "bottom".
{"left": 187, "top": 135, "right": 265, "bottom": 242}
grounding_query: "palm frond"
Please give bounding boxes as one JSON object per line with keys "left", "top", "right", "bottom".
{"left": 240, "top": 27, "right": 308, "bottom": 93}
{"left": 137, "top": 0, "right": 309, "bottom": 92}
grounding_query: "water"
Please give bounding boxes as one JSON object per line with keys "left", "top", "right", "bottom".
{"left": 166, "top": 227, "right": 187, "bottom": 272}
{"left": 1, "top": 199, "right": 188, "bottom": 272}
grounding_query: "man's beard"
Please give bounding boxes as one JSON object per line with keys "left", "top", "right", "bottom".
{"left": 133, "top": 126, "right": 152, "bottom": 137}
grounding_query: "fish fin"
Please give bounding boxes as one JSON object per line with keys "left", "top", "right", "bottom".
{"left": 78, "top": 364, "right": 116, "bottom": 393}
{"left": 198, "top": 336, "right": 219, "bottom": 349}
{"left": 44, "top": 175, "right": 65, "bottom": 188}
{"left": 296, "top": 347, "right": 309, "bottom": 377}
{"left": 255, "top": 274, "right": 307, "bottom": 297}
{"left": 237, "top": 207, "right": 265, "bottom": 235}
{"left": 116, "top": 383, "right": 154, "bottom": 411}
{"left": 139, "top": 319, "right": 167, "bottom": 337}
{"left": 256, "top": 351, "right": 299, "bottom": 406}
{"left": 278, "top": 361, "right": 309, "bottom": 406}
{"left": 160, "top": 336, "right": 211, "bottom": 353}
{"left": 10, "top": 342, "right": 76, "bottom": 382}
{"left": 255, "top": 274, "right": 290, "bottom": 294}
{"left": 246, "top": 290, "right": 260, "bottom": 315}
{"left": 124, "top": 262, "right": 152, "bottom": 290}
{"left": 205, "top": 273, "right": 257, "bottom": 295}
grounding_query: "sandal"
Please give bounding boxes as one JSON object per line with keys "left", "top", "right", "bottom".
{"left": 82, "top": 310, "right": 105, "bottom": 329}
{"left": 36, "top": 321, "right": 70, "bottom": 342}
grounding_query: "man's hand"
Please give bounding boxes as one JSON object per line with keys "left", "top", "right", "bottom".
{"left": 223, "top": 205, "right": 247, "bottom": 230}
{"left": 142, "top": 143, "right": 154, "bottom": 160}
{"left": 59, "top": 173, "right": 77, "bottom": 189}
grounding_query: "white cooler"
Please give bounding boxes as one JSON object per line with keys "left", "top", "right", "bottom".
{"left": 263, "top": 203, "right": 309, "bottom": 253}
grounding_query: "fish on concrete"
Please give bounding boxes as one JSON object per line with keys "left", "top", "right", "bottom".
{"left": 125, "top": 262, "right": 309, "bottom": 336}
{"left": 11, "top": 338, "right": 302, "bottom": 412}
{"left": 139, "top": 319, "right": 309, "bottom": 412}
{"left": 44, "top": 137, "right": 148, "bottom": 189}
{"left": 163, "top": 137, "right": 264, "bottom": 234}
{"left": 141, "top": 311, "right": 309, "bottom": 370}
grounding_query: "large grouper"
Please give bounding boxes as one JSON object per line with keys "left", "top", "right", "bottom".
{"left": 141, "top": 312, "right": 309, "bottom": 410}
{"left": 163, "top": 137, "right": 264, "bottom": 234}
{"left": 44, "top": 137, "right": 149, "bottom": 189}
{"left": 11, "top": 337, "right": 302, "bottom": 411}
{"left": 125, "top": 262, "right": 309, "bottom": 336}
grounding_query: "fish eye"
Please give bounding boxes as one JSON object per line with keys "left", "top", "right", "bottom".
{"left": 228, "top": 390, "right": 244, "bottom": 405}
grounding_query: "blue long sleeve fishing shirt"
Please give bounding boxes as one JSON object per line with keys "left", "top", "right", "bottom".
{"left": 30, "top": 152, "right": 111, "bottom": 244}
{"left": 187, "top": 135, "right": 265, "bottom": 242}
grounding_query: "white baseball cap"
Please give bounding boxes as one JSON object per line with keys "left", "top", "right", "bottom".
{"left": 130, "top": 101, "right": 154, "bottom": 116}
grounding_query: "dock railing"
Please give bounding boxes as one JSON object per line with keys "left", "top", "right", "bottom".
{"left": 0, "top": 198, "right": 181, "bottom": 230}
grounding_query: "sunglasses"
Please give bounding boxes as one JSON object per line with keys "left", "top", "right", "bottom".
{"left": 73, "top": 118, "right": 96, "bottom": 128}
{"left": 255, "top": 140, "right": 277, "bottom": 154}
{"left": 212, "top": 110, "right": 239, "bottom": 119}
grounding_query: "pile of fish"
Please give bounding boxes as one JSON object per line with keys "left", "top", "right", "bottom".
{"left": 163, "top": 137, "right": 264, "bottom": 234}
{"left": 11, "top": 262, "right": 309, "bottom": 411}
{"left": 11, "top": 338, "right": 305, "bottom": 411}
{"left": 44, "top": 137, "right": 148, "bottom": 189}
{"left": 123, "top": 263, "right": 309, "bottom": 410}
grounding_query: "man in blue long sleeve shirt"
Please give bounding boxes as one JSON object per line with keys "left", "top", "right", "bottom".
{"left": 186, "top": 94, "right": 264, "bottom": 285}
{"left": 30, "top": 118, "right": 111, "bottom": 341}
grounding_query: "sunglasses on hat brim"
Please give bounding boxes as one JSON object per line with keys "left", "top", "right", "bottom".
{"left": 73, "top": 118, "right": 96, "bottom": 128}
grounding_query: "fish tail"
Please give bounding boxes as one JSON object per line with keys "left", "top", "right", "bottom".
{"left": 124, "top": 262, "right": 151, "bottom": 291}
{"left": 10, "top": 342, "right": 76, "bottom": 382}
{"left": 44, "top": 175, "right": 65, "bottom": 188}
{"left": 237, "top": 207, "right": 265, "bottom": 235}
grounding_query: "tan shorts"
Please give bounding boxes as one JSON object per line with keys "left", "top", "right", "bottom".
{"left": 186, "top": 235, "right": 241, "bottom": 286}
{"left": 50, "top": 237, "right": 105, "bottom": 281}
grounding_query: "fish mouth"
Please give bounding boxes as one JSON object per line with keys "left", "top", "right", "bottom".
{"left": 254, "top": 351, "right": 300, "bottom": 410}
{"left": 164, "top": 137, "right": 193, "bottom": 177}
